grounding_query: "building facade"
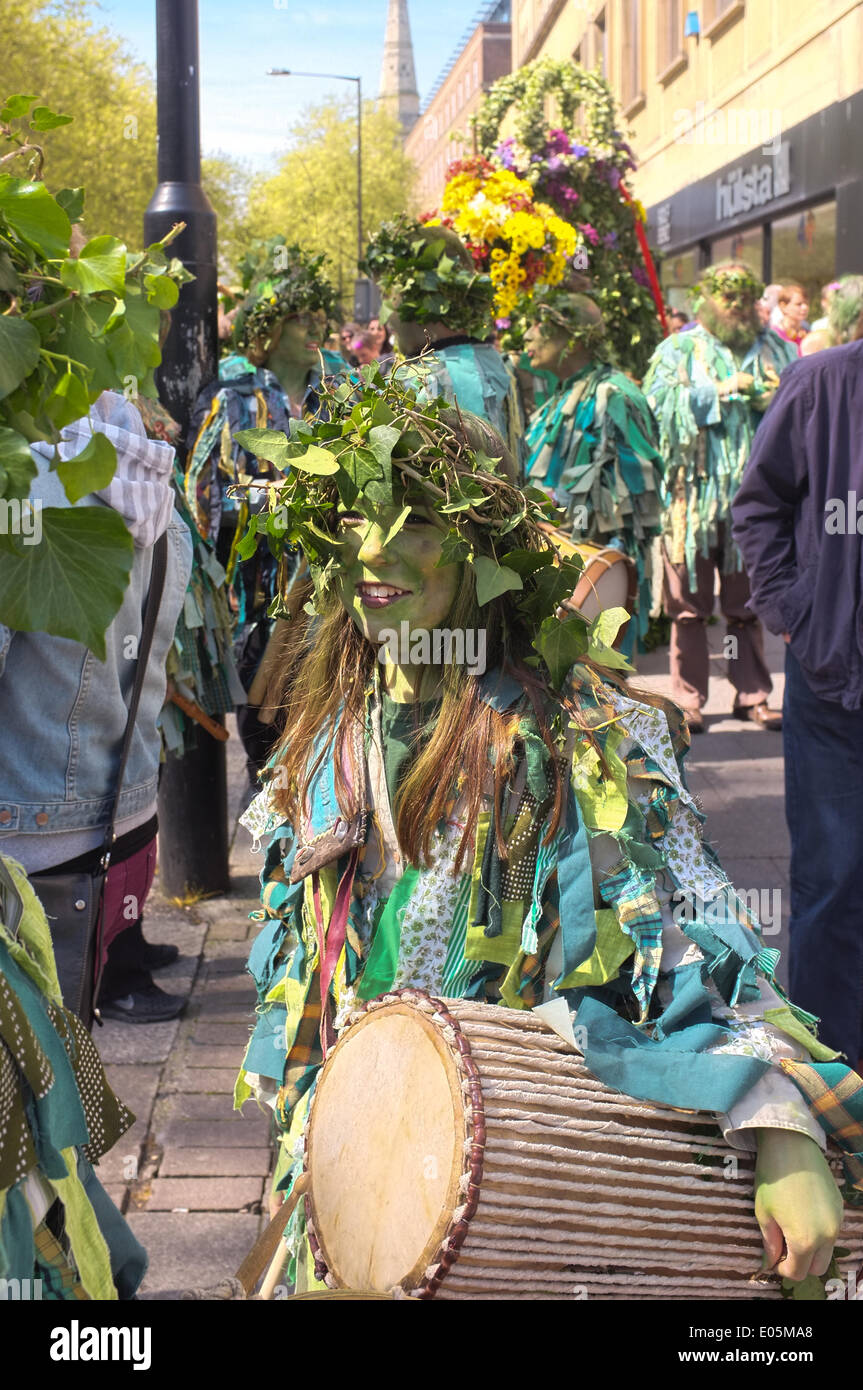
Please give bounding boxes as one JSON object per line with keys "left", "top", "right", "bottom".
{"left": 510, "top": 0, "right": 863, "bottom": 312}
{"left": 405, "top": 0, "right": 512, "bottom": 215}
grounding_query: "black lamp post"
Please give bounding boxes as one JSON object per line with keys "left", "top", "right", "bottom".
{"left": 145, "top": 0, "right": 229, "bottom": 899}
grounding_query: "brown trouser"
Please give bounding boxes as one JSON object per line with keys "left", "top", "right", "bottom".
{"left": 662, "top": 533, "right": 772, "bottom": 713}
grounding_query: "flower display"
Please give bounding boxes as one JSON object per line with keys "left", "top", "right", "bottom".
{"left": 429, "top": 158, "right": 580, "bottom": 325}
{"left": 431, "top": 58, "right": 666, "bottom": 376}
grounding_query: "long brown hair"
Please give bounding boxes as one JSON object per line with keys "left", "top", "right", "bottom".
{"left": 267, "top": 414, "right": 670, "bottom": 872}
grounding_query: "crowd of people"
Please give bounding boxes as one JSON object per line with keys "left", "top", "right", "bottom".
{"left": 3, "top": 213, "right": 863, "bottom": 1301}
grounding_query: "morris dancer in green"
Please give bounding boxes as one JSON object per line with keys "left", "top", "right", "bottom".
{"left": 524, "top": 291, "right": 664, "bottom": 653}
{"left": 184, "top": 247, "right": 346, "bottom": 779}
{"left": 363, "top": 217, "right": 525, "bottom": 472}
{"left": 643, "top": 262, "right": 795, "bottom": 732}
{"left": 232, "top": 371, "right": 857, "bottom": 1295}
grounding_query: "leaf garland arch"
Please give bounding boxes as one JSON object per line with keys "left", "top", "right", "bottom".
{"left": 472, "top": 58, "right": 620, "bottom": 158}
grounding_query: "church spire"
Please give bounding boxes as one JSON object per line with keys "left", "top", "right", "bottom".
{"left": 379, "top": 0, "right": 419, "bottom": 137}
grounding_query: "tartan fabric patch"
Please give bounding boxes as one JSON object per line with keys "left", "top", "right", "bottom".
{"left": 597, "top": 860, "right": 664, "bottom": 1020}
{"left": 34, "top": 1223, "right": 88, "bottom": 1301}
{"left": 780, "top": 1059, "right": 863, "bottom": 1190}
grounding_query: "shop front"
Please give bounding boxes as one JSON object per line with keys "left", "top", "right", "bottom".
{"left": 648, "top": 90, "right": 863, "bottom": 318}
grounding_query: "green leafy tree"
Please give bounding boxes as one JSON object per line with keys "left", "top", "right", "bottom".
{"left": 201, "top": 152, "right": 253, "bottom": 283}
{"left": 3, "top": 0, "right": 157, "bottom": 248}
{"left": 0, "top": 96, "right": 191, "bottom": 656}
{"left": 245, "top": 97, "right": 416, "bottom": 312}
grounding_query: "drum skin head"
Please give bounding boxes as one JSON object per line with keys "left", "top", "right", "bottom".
{"left": 305, "top": 1003, "right": 465, "bottom": 1292}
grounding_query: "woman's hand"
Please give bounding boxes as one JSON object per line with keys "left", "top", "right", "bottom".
{"left": 754, "top": 1129, "right": 844, "bottom": 1281}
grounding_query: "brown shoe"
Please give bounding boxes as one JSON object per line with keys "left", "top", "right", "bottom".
{"left": 684, "top": 709, "right": 705, "bottom": 734}
{"left": 733, "top": 701, "right": 782, "bottom": 731}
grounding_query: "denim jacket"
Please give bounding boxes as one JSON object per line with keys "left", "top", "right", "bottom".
{"left": 0, "top": 394, "right": 192, "bottom": 870}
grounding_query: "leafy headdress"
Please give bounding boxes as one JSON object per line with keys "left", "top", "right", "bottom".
{"left": 233, "top": 364, "right": 630, "bottom": 685}
{"left": 532, "top": 288, "right": 607, "bottom": 358}
{"left": 232, "top": 243, "right": 340, "bottom": 364}
{"left": 690, "top": 261, "right": 764, "bottom": 314}
{"left": 361, "top": 217, "right": 495, "bottom": 341}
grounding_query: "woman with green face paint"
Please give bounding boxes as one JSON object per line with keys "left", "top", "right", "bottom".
{"left": 233, "top": 373, "right": 852, "bottom": 1297}
{"left": 524, "top": 291, "right": 664, "bottom": 654}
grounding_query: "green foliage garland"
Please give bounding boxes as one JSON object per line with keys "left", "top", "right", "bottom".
{"left": 0, "top": 95, "right": 192, "bottom": 656}
{"left": 361, "top": 216, "right": 494, "bottom": 340}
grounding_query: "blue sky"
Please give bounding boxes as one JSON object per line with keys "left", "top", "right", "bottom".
{"left": 96, "top": 0, "right": 476, "bottom": 168}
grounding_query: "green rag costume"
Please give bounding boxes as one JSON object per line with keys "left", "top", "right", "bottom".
{"left": 643, "top": 326, "right": 797, "bottom": 587}
{"left": 525, "top": 361, "right": 664, "bottom": 648}
{"left": 0, "top": 857, "right": 146, "bottom": 1299}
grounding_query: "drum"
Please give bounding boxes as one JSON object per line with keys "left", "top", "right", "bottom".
{"left": 304, "top": 992, "right": 863, "bottom": 1300}
{"left": 538, "top": 522, "right": 637, "bottom": 644}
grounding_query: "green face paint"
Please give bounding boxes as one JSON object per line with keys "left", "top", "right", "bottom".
{"left": 336, "top": 498, "right": 462, "bottom": 654}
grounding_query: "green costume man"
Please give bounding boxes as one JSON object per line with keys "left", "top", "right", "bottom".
{"left": 363, "top": 217, "right": 525, "bottom": 474}
{"left": 643, "top": 262, "right": 796, "bottom": 731}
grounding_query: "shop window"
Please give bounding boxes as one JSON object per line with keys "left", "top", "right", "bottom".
{"left": 703, "top": 0, "right": 745, "bottom": 43}
{"left": 593, "top": 6, "right": 608, "bottom": 79}
{"left": 711, "top": 225, "right": 765, "bottom": 281}
{"left": 771, "top": 202, "right": 837, "bottom": 317}
{"left": 660, "top": 247, "right": 699, "bottom": 314}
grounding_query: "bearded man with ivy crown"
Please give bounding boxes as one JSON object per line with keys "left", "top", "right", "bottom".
{"left": 183, "top": 243, "right": 347, "bottom": 779}
{"left": 643, "top": 262, "right": 796, "bottom": 733}
{"left": 523, "top": 291, "right": 664, "bottom": 655}
{"left": 362, "top": 217, "right": 525, "bottom": 472}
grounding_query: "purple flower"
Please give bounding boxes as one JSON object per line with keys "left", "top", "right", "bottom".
{"left": 495, "top": 137, "right": 517, "bottom": 170}
{"left": 570, "top": 142, "right": 589, "bottom": 158}
{"left": 547, "top": 128, "right": 570, "bottom": 153}
{"left": 603, "top": 231, "right": 618, "bottom": 248}
{"left": 579, "top": 223, "right": 600, "bottom": 246}
{"left": 547, "top": 154, "right": 563, "bottom": 171}
{"left": 632, "top": 264, "right": 650, "bottom": 287}
{"left": 607, "top": 167, "right": 621, "bottom": 190}
{"left": 560, "top": 186, "right": 580, "bottom": 203}
{"left": 495, "top": 317, "right": 511, "bottom": 330}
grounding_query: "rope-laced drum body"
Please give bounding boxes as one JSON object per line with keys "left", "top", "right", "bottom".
{"left": 304, "top": 991, "right": 863, "bottom": 1300}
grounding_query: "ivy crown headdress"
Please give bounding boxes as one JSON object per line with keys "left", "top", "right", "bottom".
{"left": 691, "top": 261, "right": 764, "bottom": 312}
{"left": 232, "top": 243, "right": 341, "bottom": 357}
{"left": 231, "top": 363, "right": 631, "bottom": 686}
{"left": 533, "top": 288, "right": 607, "bottom": 356}
{"left": 360, "top": 216, "right": 495, "bottom": 340}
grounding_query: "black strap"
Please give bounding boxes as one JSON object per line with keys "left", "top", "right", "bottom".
{"left": 99, "top": 530, "right": 169, "bottom": 871}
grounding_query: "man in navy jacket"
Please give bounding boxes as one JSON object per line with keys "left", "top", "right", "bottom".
{"left": 732, "top": 337, "right": 863, "bottom": 1067}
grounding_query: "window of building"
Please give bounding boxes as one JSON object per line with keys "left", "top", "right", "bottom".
{"left": 770, "top": 201, "right": 837, "bottom": 314}
{"left": 703, "top": 0, "right": 745, "bottom": 42}
{"left": 593, "top": 6, "right": 608, "bottom": 78}
{"left": 710, "top": 225, "right": 765, "bottom": 282}
{"left": 660, "top": 246, "right": 699, "bottom": 313}
{"left": 657, "top": 0, "right": 686, "bottom": 82}
{"left": 621, "top": 0, "right": 644, "bottom": 113}
{"left": 473, "top": 58, "right": 479, "bottom": 89}
{"left": 457, "top": 80, "right": 463, "bottom": 110}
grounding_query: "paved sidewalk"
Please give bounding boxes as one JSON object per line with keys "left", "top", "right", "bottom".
{"left": 95, "top": 620, "right": 793, "bottom": 1297}
{"left": 97, "top": 723, "right": 269, "bottom": 1299}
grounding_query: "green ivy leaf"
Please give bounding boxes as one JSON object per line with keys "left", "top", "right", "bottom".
{"left": 233, "top": 427, "right": 290, "bottom": 470}
{"left": 60, "top": 235, "right": 127, "bottom": 296}
{"left": 29, "top": 106, "right": 73, "bottom": 131}
{"left": 533, "top": 614, "right": 588, "bottom": 689}
{"left": 437, "top": 530, "right": 472, "bottom": 567}
{"left": 0, "top": 505, "right": 134, "bottom": 659}
{"left": 473, "top": 555, "right": 522, "bottom": 606}
{"left": 0, "top": 315, "right": 41, "bottom": 401}
{"left": 144, "top": 272, "right": 180, "bottom": 309}
{"left": 0, "top": 250, "right": 22, "bottom": 292}
{"left": 382, "top": 504, "right": 411, "bottom": 546}
{"left": 45, "top": 369, "right": 91, "bottom": 430}
{"left": 587, "top": 607, "right": 634, "bottom": 670}
{"left": 291, "top": 443, "right": 339, "bottom": 475}
{"left": 0, "top": 426, "right": 37, "bottom": 501}
{"left": 1, "top": 94, "right": 39, "bottom": 120}
{"left": 0, "top": 177, "right": 71, "bottom": 258}
{"left": 55, "top": 431, "right": 117, "bottom": 503}
{"left": 54, "top": 187, "right": 85, "bottom": 224}
{"left": 367, "top": 423, "right": 401, "bottom": 471}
